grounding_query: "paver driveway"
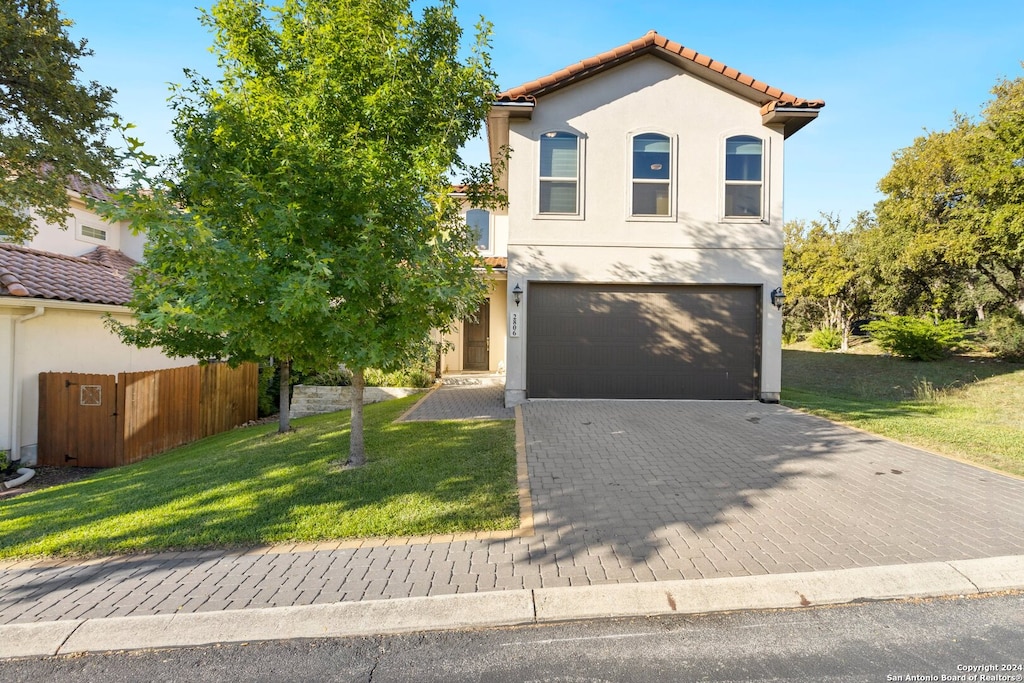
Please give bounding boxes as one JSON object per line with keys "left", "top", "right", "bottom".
{"left": 522, "top": 400, "right": 1024, "bottom": 578}
{"left": 2, "top": 396, "right": 1023, "bottom": 625}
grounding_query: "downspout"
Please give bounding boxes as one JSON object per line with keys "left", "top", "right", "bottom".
{"left": 8, "top": 306, "right": 45, "bottom": 465}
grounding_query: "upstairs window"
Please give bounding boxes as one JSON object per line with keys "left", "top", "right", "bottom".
{"left": 539, "top": 131, "right": 579, "bottom": 214}
{"left": 466, "top": 209, "right": 490, "bottom": 251}
{"left": 631, "top": 133, "right": 671, "bottom": 216}
{"left": 724, "top": 135, "right": 763, "bottom": 218}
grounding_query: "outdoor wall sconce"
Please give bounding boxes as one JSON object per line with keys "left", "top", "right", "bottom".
{"left": 770, "top": 286, "right": 786, "bottom": 310}
{"left": 512, "top": 283, "right": 523, "bottom": 307}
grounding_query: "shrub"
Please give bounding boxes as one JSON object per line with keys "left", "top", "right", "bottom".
{"left": 306, "top": 366, "right": 353, "bottom": 386}
{"left": 363, "top": 367, "right": 435, "bottom": 388}
{"left": 982, "top": 314, "right": 1024, "bottom": 361}
{"left": 864, "top": 316, "right": 967, "bottom": 361}
{"left": 808, "top": 327, "right": 842, "bottom": 351}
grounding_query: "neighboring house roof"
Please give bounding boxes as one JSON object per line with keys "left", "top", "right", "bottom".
{"left": 481, "top": 256, "right": 507, "bottom": 270}
{"left": 0, "top": 243, "right": 136, "bottom": 305}
{"left": 496, "top": 30, "right": 825, "bottom": 115}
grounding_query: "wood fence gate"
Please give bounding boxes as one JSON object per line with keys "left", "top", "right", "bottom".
{"left": 38, "top": 363, "right": 258, "bottom": 468}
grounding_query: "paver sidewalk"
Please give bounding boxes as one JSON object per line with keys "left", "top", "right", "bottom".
{"left": 3, "top": 395, "right": 1024, "bottom": 626}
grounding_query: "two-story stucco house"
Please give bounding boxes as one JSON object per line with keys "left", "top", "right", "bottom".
{"left": 443, "top": 31, "right": 823, "bottom": 407}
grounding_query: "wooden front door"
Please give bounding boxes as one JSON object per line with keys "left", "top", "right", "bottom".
{"left": 463, "top": 300, "right": 490, "bottom": 371}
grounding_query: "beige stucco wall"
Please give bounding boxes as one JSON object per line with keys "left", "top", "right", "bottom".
{"left": 502, "top": 56, "right": 787, "bottom": 405}
{"left": 25, "top": 197, "right": 141, "bottom": 261}
{"left": 0, "top": 303, "right": 195, "bottom": 464}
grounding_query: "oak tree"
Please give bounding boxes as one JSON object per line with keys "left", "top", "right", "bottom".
{"left": 875, "top": 73, "right": 1024, "bottom": 316}
{"left": 1, "top": 0, "right": 119, "bottom": 241}
{"left": 103, "top": 0, "right": 500, "bottom": 463}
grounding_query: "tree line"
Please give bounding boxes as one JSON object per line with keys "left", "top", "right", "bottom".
{"left": 784, "top": 71, "right": 1024, "bottom": 360}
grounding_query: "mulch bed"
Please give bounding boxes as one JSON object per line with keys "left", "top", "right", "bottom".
{"left": 0, "top": 466, "right": 102, "bottom": 501}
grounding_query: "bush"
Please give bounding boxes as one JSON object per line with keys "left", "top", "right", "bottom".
{"left": 305, "top": 366, "right": 353, "bottom": 386}
{"left": 808, "top": 327, "right": 842, "bottom": 351}
{"left": 257, "top": 363, "right": 278, "bottom": 417}
{"left": 864, "top": 316, "right": 967, "bottom": 361}
{"left": 982, "top": 314, "right": 1024, "bottom": 361}
{"left": 364, "top": 367, "right": 435, "bottom": 388}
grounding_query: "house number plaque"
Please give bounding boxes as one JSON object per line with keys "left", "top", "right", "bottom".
{"left": 509, "top": 311, "right": 520, "bottom": 337}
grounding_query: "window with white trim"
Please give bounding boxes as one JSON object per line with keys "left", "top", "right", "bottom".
{"left": 466, "top": 209, "right": 490, "bottom": 251}
{"left": 539, "top": 131, "right": 579, "bottom": 214}
{"left": 631, "top": 133, "right": 671, "bottom": 217}
{"left": 724, "top": 135, "right": 763, "bottom": 218}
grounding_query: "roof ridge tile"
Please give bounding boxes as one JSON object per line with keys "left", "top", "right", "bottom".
{"left": 495, "top": 31, "right": 824, "bottom": 110}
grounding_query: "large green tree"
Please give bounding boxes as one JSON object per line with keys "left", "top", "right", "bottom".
{"left": 103, "top": 0, "right": 500, "bottom": 465}
{"left": 1, "top": 0, "right": 119, "bottom": 242}
{"left": 875, "top": 73, "right": 1024, "bottom": 316}
{"left": 783, "top": 213, "right": 872, "bottom": 350}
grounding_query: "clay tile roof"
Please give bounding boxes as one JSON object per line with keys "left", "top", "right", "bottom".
{"left": 480, "top": 256, "right": 507, "bottom": 269}
{"left": 0, "top": 243, "right": 136, "bottom": 305}
{"left": 496, "top": 30, "right": 824, "bottom": 111}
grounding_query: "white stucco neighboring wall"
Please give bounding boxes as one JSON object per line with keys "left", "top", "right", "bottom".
{"left": 0, "top": 302, "right": 195, "bottom": 465}
{"left": 502, "top": 56, "right": 787, "bottom": 405}
{"left": 24, "top": 195, "right": 141, "bottom": 261}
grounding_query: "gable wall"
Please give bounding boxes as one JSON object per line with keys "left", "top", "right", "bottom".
{"left": 24, "top": 196, "right": 142, "bottom": 261}
{"left": 502, "top": 56, "right": 787, "bottom": 404}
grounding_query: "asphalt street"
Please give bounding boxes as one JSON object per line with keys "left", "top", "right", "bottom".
{"left": 3, "top": 592, "right": 1021, "bottom": 683}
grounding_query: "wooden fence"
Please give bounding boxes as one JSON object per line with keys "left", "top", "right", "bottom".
{"left": 38, "top": 363, "right": 258, "bottom": 468}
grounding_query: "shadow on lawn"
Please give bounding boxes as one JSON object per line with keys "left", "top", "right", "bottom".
{"left": 0, "top": 403, "right": 517, "bottom": 560}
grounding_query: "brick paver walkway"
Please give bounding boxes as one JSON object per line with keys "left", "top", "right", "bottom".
{"left": 401, "top": 380, "right": 514, "bottom": 421}
{"left": 2, "top": 399, "right": 1023, "bottom": 625}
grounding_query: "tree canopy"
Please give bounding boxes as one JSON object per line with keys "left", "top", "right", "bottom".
{"left": 785, "top": 70, "right": 1024, "bottom": 350}
{"left": 0, "top": 0, "right": 119, "bottom": 242}
{"left": 783, "top": 213, "right": 872, "bottom": 349}
{"left": 875, "top": 73, "right": 1024, "bottom": 316}
{"left": 103, "top": 0, "right": 501, "bottom": 461}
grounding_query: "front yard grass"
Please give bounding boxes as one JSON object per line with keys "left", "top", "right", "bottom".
{"left": 783, "top": 345, "right": 1024, "bottom": 477}
{"left": 0, "top": 395, "right": 519, "bottom": 559}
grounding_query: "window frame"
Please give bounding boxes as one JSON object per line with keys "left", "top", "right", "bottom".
{"left": 722, "top": 134, "right": 767, "bottom": 222}
{"left": 76, "top": 220, "right": 109, "bottom": 246}
{"left": 536, "top": 130, "right": 584, "bottom": 219}
{"left": 465, "top": 208, "right": 492, "bottom": 254}
{"left": 627, "top": 130, "right": 676, "bottom": 221}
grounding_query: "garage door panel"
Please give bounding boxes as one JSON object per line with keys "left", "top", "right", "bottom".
{"left": 527, "top": 284, "right": 759, "bottom": 399}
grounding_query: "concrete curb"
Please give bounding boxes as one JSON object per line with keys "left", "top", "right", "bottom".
{"left": 2, "top": 555, "right": 1020, "bottom": 660}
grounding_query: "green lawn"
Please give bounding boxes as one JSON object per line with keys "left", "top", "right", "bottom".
{"left": 783, "top": 344, "right": 1024, "bottom": 477}
{"left": 0, "top": 395, "right": 518, "bottom": 559}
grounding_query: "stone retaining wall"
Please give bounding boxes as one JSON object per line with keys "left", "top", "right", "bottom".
{"left": 290, "top": 385, "right": 425, "bottom": 419}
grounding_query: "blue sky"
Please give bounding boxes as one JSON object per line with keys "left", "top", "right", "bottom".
{"left": 63, "top": 0, "right": 1024, "bottom": 225}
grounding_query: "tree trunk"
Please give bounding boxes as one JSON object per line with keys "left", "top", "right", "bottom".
{"left": 278, "top": 358, "right": 291, "bottom": 434}
{"left": 346, "top": 368, "right": 366, "bottom": 467}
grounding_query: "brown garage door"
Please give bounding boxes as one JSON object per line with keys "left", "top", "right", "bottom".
{"left": 526, "top": 284, "right": 760, "bottom": 399}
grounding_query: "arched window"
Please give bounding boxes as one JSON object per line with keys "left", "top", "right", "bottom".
{"left": 539, "top": 131, "right": 579, "bottom": 214}
{"left": 465, "top": 209, "right": 490, "bottom": 251}
{"left": 724, "top": 135, "right": 763, "bottom": 218}
{"left": 631, "top": 133, "right": 671, "bottom": 216}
